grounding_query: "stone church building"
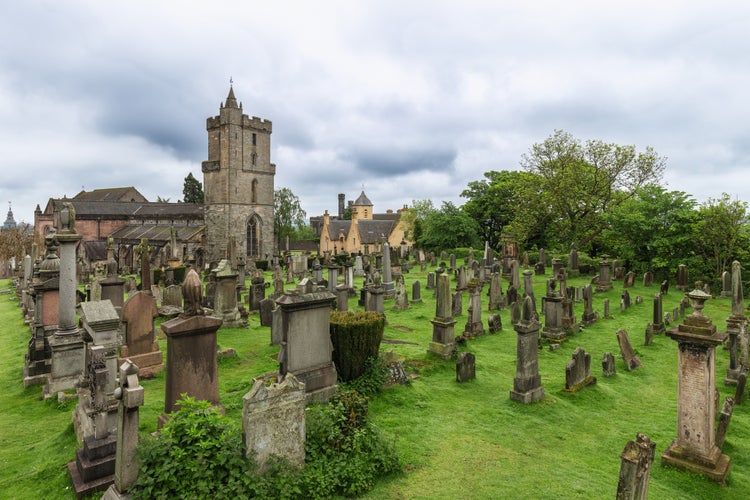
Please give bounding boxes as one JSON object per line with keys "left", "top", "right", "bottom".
{"left": 34, "top": 85, "right": 276, "bottom": 269}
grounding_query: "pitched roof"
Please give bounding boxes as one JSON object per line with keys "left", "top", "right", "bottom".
{"left": 109, "top": 223, "right": 205, "bottom": 243}
{"left": 327, "top": 220, "right": 351, "bottom": 240}
{"left": 357, "top": 220, "right": 397, "bottom": 244}
{"left": 43, "top": 199, "right": 203, "bottom": 219}
{"left": 72, "top": 187, "right": 147, "bottom": 202}
{"left": 353, "top": 191, "right": 373, "bottom": 206}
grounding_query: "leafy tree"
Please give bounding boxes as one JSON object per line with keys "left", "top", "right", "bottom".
{"left": 156, "top": 196, "right": 171, "bottom": 203}
{"left": 461, "top": 170, "right": 543, "bottom": 250}
{"left": 290, "top": 223, "right": 317, "bottom": 241}
{"left": 182, "top": 172, "right": 204, "bottom": 204}
{"left": 274, "top": 187, "right": 307, "bottom": 246}
{"left": 693, "top": 193, "right": 749, "bottom": 279}
{"left": 0, "top": 223, "right": 34, "bottom": 268}
{"left": 519, "top": 130, "right": 666, "bottom": 249}
{"left": 400, "top": 199, "right": 436, "bottom": 246}
{"left": 415, "top": 201, "right": 481, "bottom": 252}
{"left": 602, "top": 185, "right": 698, "bottom": 275}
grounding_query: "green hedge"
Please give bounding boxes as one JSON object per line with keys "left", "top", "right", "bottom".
{"left": 329, "top": 311, "right": 385, "bottom": 382}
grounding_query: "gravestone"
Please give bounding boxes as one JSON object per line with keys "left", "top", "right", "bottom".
{"left": 624, "top": 271, "right": 635, "bottom": 288}
{"left": 382, "top": 243, "right": 395, "bottom": 298}
{"left": 213, "top": 259, "right": 244, "bottom": 328}
{"left": 487, "top": 314, "right": 502, "bottom": 333}
{"left": 327, "top": 265, "right": 339, "bottom": 293}
{"left": 621, "top": 290, "right": 631, "bottom": 310}
{"left": 660, "top": 280, "right": 669, "bottom": 295}
{"left": 604, "top": 298, "right": 610, "bottom": 319}
{"left": 534, "top": 261, "right": 545, "bottom": 276}
{"left": 568, "top": 243, "right": 579, "bottom": 275}
{"left": 45, "top": 203, "right": 85, "bottom": 398}
{"left": 596, "top": 255, "right": 613, "bottom": 292}
{"left": 456, "top": 352, "right": 476, "bottom": 382}
{"left": 276, "top": 288, "right": 338, "bottom": 402}
{"left": 353, "top": 255, "right": 365, "bottom": 277}
{"left": 522, "top": 270, "right": 535, "bottom": 310}
{"left": 249, "top": 268, "right": 266, "bottom": 312}
{"left": 259, "top": 297, "right": 274, "bottom": 327}
{"left": 616, "top": 433, "right": 656, "bottom": 500}
{"left": 616, "top": 329, "right": 642, "bottom": 371}
{"left": 735, "top": 367, "right": 748, "bottom": 404}
{"left": 721, "top": 271, "right": 731, "bottom": 297}
{"left": 676, "top": 264, "right": 689, "bottom": 291}
{"left": 510, "top": 299, "right": 521, "bottom": 325}
{"left": 613, "top": 259, "right": 623, "bottom": 280}
{"left": 563, "top": 347, "right": 596, "bottom": 392}
{"left": 452, "top": 291, "right": 462, "bottom": 317}
{"left": 429, "top": 273, "right": 456, "bottom": 359}
{"left": 411, "top": 280, "right": 423, "bottom": 304}
{"left": 714, "top": 397, "right": 735, "bottom": 451}
{"left": 463, "top": 283, "right": 484, "bottom": 338}
{"left": 488, "top": 272, "right": 504, "bottom": 311}
{"left": 661, "top": 284, "right": 730, "bottom": 484}
{"left": 542, "top": 279, "right": 565, "bottom": 342}
{"left": 102, "top": 360, "right": 144, "bottom": 499}
{"left": 551, "top": 258, "right": 563, "bottom": 279}
{"left": 510, "top": 260, "right": 520, "bottom": 288}
{"left": 561, "top": 285, "right": 579, "bottom": 334}
{"left": 510, "top": 296, "right": 545, "bottom": 404}
{"left": 162, "top": 284, "right": 182, "bottom": 308}
{"left": 506, "top": 285, "right": 519, "bottom": 308}
{"left": 159, "top": 274, "right": 223, "bottom": 428}
{"left": 119, "top": 292, "right": 163, "bottom": 378}
{"left": 725, "top": 261, "right": 746, "bottom": 385}
{"left": 602, "top": 352, "right": 616, "bottom": 377}
{"left": 456, "top": 266, "right": 468, "bottom": 291}
{"left": 426, "top": 272, "right": 436, "bottom": 290}
{"left": 242, "top": 374, "right": 306, "bottom": 473}
{"left": 392, "top": 276, "right": 410, "bottom": 311}
{"left": 645, "top": 294, "right": 666, "bottom": 344}
{"left": 581, "top": 284, "right": 598, "bottom": 326}
{"left": 643, "top": 271, "right": 654, "bottom": 287}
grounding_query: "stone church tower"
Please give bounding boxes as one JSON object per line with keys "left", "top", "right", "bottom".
{"left": 202, "top": 85, "right": 275, "bottom": 265}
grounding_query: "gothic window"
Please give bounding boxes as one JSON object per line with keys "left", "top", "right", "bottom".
{"left": 251, "top": 179, "right": 258, "bottom": 203}
{"left": 247, "top": 217, "right": 260, "bottom": 257}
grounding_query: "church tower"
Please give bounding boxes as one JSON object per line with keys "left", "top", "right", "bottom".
{"left": 202, "top": 85, "right": 275, "bottom": 266}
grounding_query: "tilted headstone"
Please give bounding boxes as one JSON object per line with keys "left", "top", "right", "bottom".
{"left": 616, "top": 433, "right": 656, "bottom": 500}
{"left": 119, "top": 292, "right": 163, "bottom": 378}
{"left": 487, "top": 314, "right": 502, "bottom": 334}
{"left": 714, "top": 397, "right": 735, "bottom": 450}
{"left": 616, "top": 329, "right": 642, "bottom": 371}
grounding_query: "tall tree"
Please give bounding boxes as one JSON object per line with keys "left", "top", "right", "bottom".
{"left": 602, "top": 185, "right": 698, "bottom": 274}
{"left": 274, "top": 187, "right": 307, "bottom": 246}
{"left": 183, "top": 172, "right": 204, "bottom": 204}
{"left": 416, "top": 201, "right": 481, "bottom": 252}
{"left": 0, "top": 223, "right": 34, "bottom": 268}
{"left": 520, "top": 130, "right": 666, "bottom": 249}
{"left": 693, "top": 194, "right": 749, "bottom": 279}
{"left": 461, "top": 170, "right": 541, "bottom": 250}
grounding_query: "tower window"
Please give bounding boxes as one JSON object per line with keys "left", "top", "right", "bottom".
{"left": 252, "top": 133, "right": 257, "bottom": 146}
{"left": 251, "top": 179, "right": 258, "bottom": 203}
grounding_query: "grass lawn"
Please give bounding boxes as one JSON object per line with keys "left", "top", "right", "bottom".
{"left": 1, "top": 262, "right": 749, "bottom": 499}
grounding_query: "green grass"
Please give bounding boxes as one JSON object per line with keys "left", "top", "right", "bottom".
{"left": 1, "top": 264, "right": 749, "bottom": 499}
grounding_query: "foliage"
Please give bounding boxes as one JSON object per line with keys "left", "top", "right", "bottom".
{"left": 602, "top": 185, "right": 698, "bottom": 276}
{"left": 0, "top": 223, "right": 34, "bottom": 265}
{"left": 304, "top": 389, "right": 402, "bottom": 498}
{"left": 274, "top": 187, "right": 307, "bottom": 246}
{"left": 183, "top": 172, "right": 204, "bottom": 204}
{"left": 415, "top": 201, "right": 481, "bottom": 252}
{"left": 289, "top": 223, "right": 317, "bottom": 242}
{"left": 693, "top": 193, "right": 750, "bottom": 280}
{"left": 519, "top": 130, "right": 666, "bottom": 250}
{"left": 343, "top": 356, "right": 391, "bottom": 398}
{"left": 461, "top": 170, "right": 539, "bottom": 250}
{"left": 133, "top": 395, "right": 256, "bottom": 499}
{"left": 156, "top": 196, "right": 171, "bottom": 203}
{"left": 330, "top": 311, "right": 385, "bottom": 382}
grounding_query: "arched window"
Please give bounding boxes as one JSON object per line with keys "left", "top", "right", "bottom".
{"left": 247, "top": 216, "right": 261, "bottom": 257}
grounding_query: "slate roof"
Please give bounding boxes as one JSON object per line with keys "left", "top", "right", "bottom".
{"left": 109, "top": 224, "right": 205, "bottom": 243}
{"left": 357, "top": 220, "right": 397, "bottom": 244}
{"left": 73, "top": 187, "right": 147, "bottom": 202}
{"left": 353, "top": 191, "right": 373, "bottom": 206}
{"left": 327, "top": 220, "right": 351, "bottom": 240}
{"left": 82, "top": 240, "right": 108, "bottom": 261}
{"left": 43, "top": 199, "right": 203, "bottom": 219}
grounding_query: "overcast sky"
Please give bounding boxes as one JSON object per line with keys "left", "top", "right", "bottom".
{"left": 2, "top": 1, "right": 750, "bottom": 225}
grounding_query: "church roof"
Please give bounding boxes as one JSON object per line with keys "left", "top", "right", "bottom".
{"left": 353, "top": 191, "right": 373, "bottom": 206}
{"left": 109, "top": 223, "right": 205, "bottom": 244}
{"left": 43, "top": 199, "right": 203, "bottom": 219}
{"left": 72, "top": 187, "right": 147, "bottom": 203}
{"left": 225, "top": 85, "right": 239, "bottom": 108}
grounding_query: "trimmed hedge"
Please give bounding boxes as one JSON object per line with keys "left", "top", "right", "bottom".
{"left": 329, "top": 311, "right": 385, "bottom": 382}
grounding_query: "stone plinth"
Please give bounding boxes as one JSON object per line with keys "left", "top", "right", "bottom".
{"left": 596, "top": 256, "right": 613, "bottom": 292}
{"left": 213, "top": 259, "right": 244, "bottom": 328}
{"left": 662, "top": 287, "right": 730, "bottom": 484}
{"left": 542, "top": 293, "right": 565, "bottom": 342}
{"left": 23, "top": 275, "right": 59, "bottom": 387}
{"left": 242, "top": 374, "right": 306, "bottom": 473}
{"left": 159, "top": 314, "right": 223, "bottom": 428}
{"left": 429, "top": 273, "right": 456, "bottom": 359}
{"left": 276, "top": 290, "right": 337, "bottom": 403}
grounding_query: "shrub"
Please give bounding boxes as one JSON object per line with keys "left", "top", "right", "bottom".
{"left": 330, "top": 311, "right": 385, "bottom": 382}
{"left": 344, "top": 356, "right": 391, "bottom": 398}
{"left": 133, "top": 395, "right": 257, "bottom": 499}
{"left": 173, "top": 265, "right": 186, "bottom": 283}
{"left": 255, "top": 259, "right": 269, "bottom": 271}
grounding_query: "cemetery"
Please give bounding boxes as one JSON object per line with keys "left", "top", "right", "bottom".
{"left": 2, "top": 241, "right": 750, "bottom": 498}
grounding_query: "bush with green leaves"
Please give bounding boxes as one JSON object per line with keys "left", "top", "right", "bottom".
{"left": 330, "top": 310, "right": 385, "bottom": 382}
{"left": 133, "top": 395, "right": 256, "bottom": 499}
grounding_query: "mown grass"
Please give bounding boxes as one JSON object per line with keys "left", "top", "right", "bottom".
{"left": 1, "top": 263, "right": 749, "bottom": 499}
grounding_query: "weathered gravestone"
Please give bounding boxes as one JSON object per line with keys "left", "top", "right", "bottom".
{"left": 602, "top": 352, "right": 616, "bottom": 377}
{"left": 596, "top": 255, "right": 613, "bottom": 292}
{"left": 510, "top": 296, "right": 545, "bottom": 404}
{"left": 452, "top": 291, "right": 462, "bottom": 317}
{"left": 725, "top": 260, "right": 746, "bottom": 385}
{"left": 259, "top": 297, "right": 274, "bottom": 327}
{"left": 676, "top": 264, "right": 689, "bottom": 291}
{"left": 487, "top": 314, "right": 502, "bottom": 334}
{"left": 616, "top": 329, "right": 642, "bottom": 371}
{"left": 616, "top": 433, "right": 656, "bottom": 500}
{"left": 714, "top": 397, "right": 735, "bottom": 451}
{"left": 162, "top": 284, "right": 182, "bottom": 308}
{"left": 661, "top": 284, "right": 730, "bottom": 484}
{"left": 488, "top": 272, "right": 504, "bottom": 311}
{"left": 563, "top": 347, "right": 596, "bottom": 392}
{"left": 242, "top": 373, "right": 306, "bottom": 473}
{"left": 581, "top": 284, "right": 598, "bottom": 326}
{"left": 456, "top": 352, "right": 476, "bottom": 382}
{"left": 542, "top": 278, "right": 565, "bottom": 342}
{"left": 429, "top": 273, "right": 456, "bottom": 359}
{"left": 411, "top": 280, "right": 422, "bottom": 304}
{"left": 463, "top": 283, "right": 484, "bottom": 338}
{"left": 119, "top": 292, "right": 163, "bottom": 378}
